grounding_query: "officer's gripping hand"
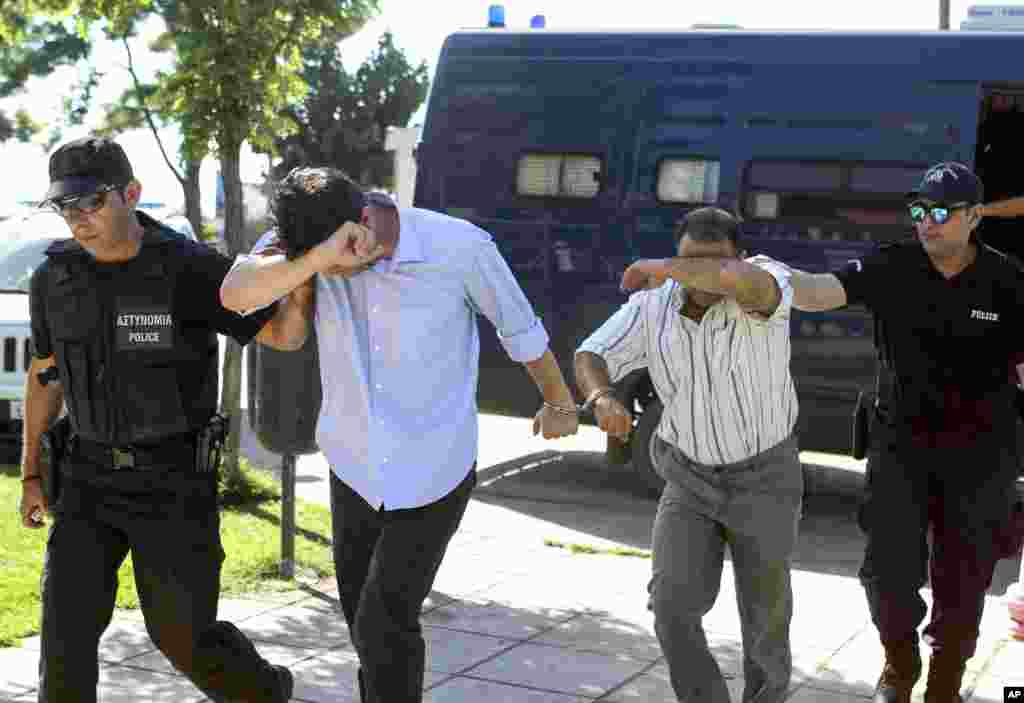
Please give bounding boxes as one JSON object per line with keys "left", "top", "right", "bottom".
{"left": 533, "top": 403, "right": 580, "bottom": 439}
{"left": 19, "top": 479, "right": 47, "bottom": 529}
{"left": 312, "top": 222, "right": 387, "bottom": 273}
{"left": 593, "top": 395, "right": 633, "bottom": 442}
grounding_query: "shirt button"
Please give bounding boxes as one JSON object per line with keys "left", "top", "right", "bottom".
{"left": 374, "top": 346, "right": 381, "bottom": 352}
{"left": 372, "top": 306, "right": 380, "bottom": 313}
{"left": 382, "top": 458, "right": 389, "bottom": 463}
{"left": 376, "top": 383, "right": 383, "bottom": 390}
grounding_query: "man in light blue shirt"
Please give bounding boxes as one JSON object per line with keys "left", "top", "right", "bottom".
{"left": 220, "top": 167, "right": 578, "bottom": 703}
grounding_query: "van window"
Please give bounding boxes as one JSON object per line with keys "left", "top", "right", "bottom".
{"left": 657, "top": 159, "right": 721, "bottom": 203}
{"left": 743, "top": 160, "right": 924, "bottom": 226}
{"left": 516, "top": 153, "right": 602, "bottom": 198}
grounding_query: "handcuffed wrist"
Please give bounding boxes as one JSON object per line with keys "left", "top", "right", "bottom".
{"left": 581, "top": 387, "right": 614, "bottom": 413}
{"left": 542, "top": 401, "right": 578, "bottom": 417}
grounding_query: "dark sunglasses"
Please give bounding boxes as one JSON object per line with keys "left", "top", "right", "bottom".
{"left": 44, "top": 185, "right": 121, "bottom": 218}
{"left": 907, "top": 201, "right": 970, "bottom": 226}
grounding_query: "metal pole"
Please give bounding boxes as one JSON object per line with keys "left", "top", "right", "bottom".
{"left": 939, "top": 0, "right": 950, "bottom": 30}
{"left": 280, "top": 453, "right": 296, "bottom": 579}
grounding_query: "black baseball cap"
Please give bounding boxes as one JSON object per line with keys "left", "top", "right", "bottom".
{"left": 906, "top": 162, "right": 984, "bottom": 205}
{"left": 43, "top": 136, "right": 134, "bottom": 202}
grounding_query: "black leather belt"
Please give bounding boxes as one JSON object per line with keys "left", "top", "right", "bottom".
{"left": 74, "top": 435, "right": 195, "bottom": 471}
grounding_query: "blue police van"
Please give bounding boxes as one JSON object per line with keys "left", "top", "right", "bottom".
{"left": 413, "top": 26, "right": 1024, "bottom": 491}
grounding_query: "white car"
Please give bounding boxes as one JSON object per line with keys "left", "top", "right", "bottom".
{"left": 0, "top": 208, "right": 197, "bottom": 442}
{"left": 0, "top": 211, "right": 70, "bottom": 439}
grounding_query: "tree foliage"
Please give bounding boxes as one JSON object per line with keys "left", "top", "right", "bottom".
{"left": 274, "top": 32, "right": 429, "bottom": 187}
{"left": 0, "top": 11, "right": 91, "bottom": 143}
{"left": 4, "top": 0, "right": 381, "bottom": 486}
{"left": 77, "top": 0, "right": 379, "bottom": 483}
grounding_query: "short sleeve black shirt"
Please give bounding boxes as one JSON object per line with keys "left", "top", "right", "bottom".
{"left": 30, "top": 214, "right": 274, "bottom": 361}
{"left": 833, "top": 241, "right": 1024, "bottom": 442}
{"left": 29, "top": 214, "right": 276, "bottom": 435}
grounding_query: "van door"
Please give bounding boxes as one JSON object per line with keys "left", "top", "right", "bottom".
{"left": 976, "top": 86, "right": 1024, "bottom": 262}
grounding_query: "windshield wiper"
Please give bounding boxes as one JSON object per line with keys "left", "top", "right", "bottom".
{"left": 0, "top": 288, "right": 28, "bottom": 294}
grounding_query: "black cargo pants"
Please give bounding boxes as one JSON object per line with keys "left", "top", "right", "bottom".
{"left": 38, "top": 455, "right": 284, "bottom": 703}
{"left": 858, "top": 420, "right": 1022, "bottom": 662}
{"left": 330, "top": 466, "right": 476, "bottom": 703}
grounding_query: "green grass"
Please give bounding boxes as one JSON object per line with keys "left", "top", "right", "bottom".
{"left": 0, "top": 459, "right": 334, "bottom": 647}
{"left": 544, "top": 538, "right": 652, "bottom": 559}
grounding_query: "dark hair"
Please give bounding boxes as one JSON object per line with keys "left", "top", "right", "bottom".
{"left": 271, "top": 166, "right": 365, "bottom": 259}
{"left": 673, "top": 207, "right": 741, "bottom": 248}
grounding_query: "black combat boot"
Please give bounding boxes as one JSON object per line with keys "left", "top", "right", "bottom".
{"left": 273, "top": 664, "right": 294, "bottom": 702}
{"left": 923, "top": 654, "right": 966, "bottom": 703}
{"left": 873, "top": 642, "right": 923, "bottom": 703}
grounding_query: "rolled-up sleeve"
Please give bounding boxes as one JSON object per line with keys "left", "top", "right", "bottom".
{"left": 576, "top": 292, "right": 649, "bottom": 383}
{"left": 224, "top": 229, "right": 286, "bottom": 317}
{"left": 463, "top": 239, "right": 550, "bottom": 363}
{"left": 745, "top": 255, "right": 794, "bottom": 323}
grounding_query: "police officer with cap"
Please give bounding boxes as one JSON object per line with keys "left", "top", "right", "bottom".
{"left": 18, "top": 136, "right": 296, "bottom": 702}
{"left": 782, "top": 162, "right": 1024, "bottom": 703}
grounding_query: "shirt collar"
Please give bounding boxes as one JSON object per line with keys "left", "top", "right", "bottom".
{"left": 391, "top": 208, "right": 425, "bottom": 265}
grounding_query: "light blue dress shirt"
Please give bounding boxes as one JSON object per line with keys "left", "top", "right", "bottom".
{"left": 244, "top": 208, "right": 549, "bottom": 509}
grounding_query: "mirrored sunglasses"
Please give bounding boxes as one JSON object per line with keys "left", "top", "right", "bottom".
{"left": 45, "top": 185, "right": 120, "bottom": 217}
{"left": 908, "top": 201, "right": 969, "bottom": 226}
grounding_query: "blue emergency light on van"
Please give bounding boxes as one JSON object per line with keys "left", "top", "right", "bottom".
{"left": 530, "top": 15, "right": 546, "bottom": 28}
{"left": 487, "top": 4, "right": 505, "bottom": 27}
{"left": 414, "top": 26, "right": 1024, "bottom": 480}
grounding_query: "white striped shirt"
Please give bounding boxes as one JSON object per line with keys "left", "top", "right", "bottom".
{"left": 577, "top": 256, "right": 798, "bottom": 466}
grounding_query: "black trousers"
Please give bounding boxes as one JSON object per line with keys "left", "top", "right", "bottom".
{"left": 858, "top": 423, "right": 1021, "bottom": 662}
{"left": 330, "top": 467, "right": 476, "bottom": 703}
{"left": 38, "top": 459, "right": 284, "bottom": 703}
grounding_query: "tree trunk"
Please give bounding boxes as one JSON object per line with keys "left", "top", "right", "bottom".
{"left": 218, "top": 146, "right": 246, "bottom": 487}
{"left": 183, "top": 159, "right": 203, "bottom": 242}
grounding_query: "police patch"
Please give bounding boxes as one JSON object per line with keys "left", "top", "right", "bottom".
{"left": 116, "top": 304, "right": 174, "bottom": 350}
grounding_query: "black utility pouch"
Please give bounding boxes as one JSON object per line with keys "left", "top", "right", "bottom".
{"left": 40, "top": 415, "right": 72, "bottom": 505}
{"left": 851, "top": 391, "right": 874, "bottom": 460}
{"left": 195, "top": 414, "right": 229, "bottom": 474}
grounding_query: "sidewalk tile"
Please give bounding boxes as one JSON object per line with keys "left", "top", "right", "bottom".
{"left": 601, "top": 663, "right": 744, "bottom": 702}
{"left": 288, "top": 649, "right": 448, "bottom": 703}
{"left": 530, "top": 613, "right": 662, "bottom": 662}
{"left": 0, "top": 645, "right": 39, "bottom": 696}
{"left": 969, "top": 666, "right": 1022, "bottom": 703}
{"left": 17, "top": 619, "right": 156, "bottom": 665}
{"left": 430, "top": 558, "right": 516, "bottom": 599}
{"left": 123, "top": 640, "right": 324, "bottom": 676}
{"left": 463, "top": 642, "right": 649, "bottom": 697}
{"left": 982, "top": 638, "right": 1023, "bottom": 678}
{"left": 114, "top": 597, "right": 285, "bottom": 624}
{"left": 288, "top": 648, "right": 360, "bottom": 703}
{"left": 423, "top": 599, "right": 573, "bottom": 640}
{"left": 787, "top": 687, "right": 872, "bottom": 702}
{"left": 808, "top": 628, "right": 892, "bottom": 697}
{"left": 236, "top": 602, "right": 350, "bottom": 650}
{"left": 423, "top": 591, "right": 458, "bottom": 613}
{"left": 94, "top": 665, "right": 205, "bottom": 702}
{"left": 424, "top": 626, "right": 519, "bottom": 674}
{"left": 473, "top": 571, "right": 632, "bottom": 613}
{"left": 424, "top": 676, "right": 587, "bottom": 702}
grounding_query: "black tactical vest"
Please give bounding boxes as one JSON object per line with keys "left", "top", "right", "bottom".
{"left": 42, "top": 225, "right": 219, "bottom": 445}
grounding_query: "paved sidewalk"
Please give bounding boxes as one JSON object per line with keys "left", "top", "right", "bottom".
{"left": 2, "top": 416, "right": 1021, "bottom": 702}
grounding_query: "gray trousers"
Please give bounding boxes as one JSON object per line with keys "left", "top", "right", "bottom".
{"left": 648, "top": 434, "right": 803, "bottom": 703}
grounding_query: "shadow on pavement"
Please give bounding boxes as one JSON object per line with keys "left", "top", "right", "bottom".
{"left": 472, "top": 450, "right": 1022, "bottom": 597}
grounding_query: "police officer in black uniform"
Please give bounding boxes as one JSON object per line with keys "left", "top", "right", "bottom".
{"left": 17, "top": 137, "right": 295, "bottom": 703}
{"left": 783, "top": 162, "right": 1023, "bottom": 703}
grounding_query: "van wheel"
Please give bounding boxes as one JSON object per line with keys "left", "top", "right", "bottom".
{"left": 631, "top": 398, "right": 664, "bottom": 498}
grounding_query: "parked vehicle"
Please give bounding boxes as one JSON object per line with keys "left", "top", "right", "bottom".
{"left": 414, "top": 25, "right": 1024, "bottom": 491}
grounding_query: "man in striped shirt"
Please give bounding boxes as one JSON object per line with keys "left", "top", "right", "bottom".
{"left": 575, "top": 207, "right": 801, "bottom": 703}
